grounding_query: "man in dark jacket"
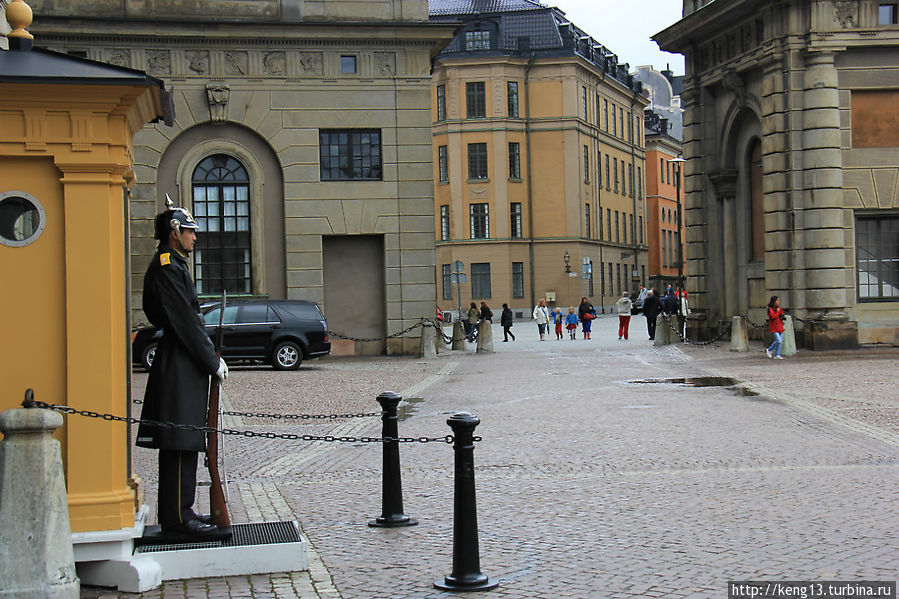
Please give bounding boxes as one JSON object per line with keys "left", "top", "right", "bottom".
{"left": 136, "top": 196, "right": 228, "bottom": 539}
{"left": 642, "top": 289, "right": 662, "bottom": 340}
{"left": 500, "top": 303, "right": 515, "bottom": 342}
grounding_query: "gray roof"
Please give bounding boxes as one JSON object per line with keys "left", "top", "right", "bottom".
{"left": 429, "top": 0, "right": 643, "bottom": 93}
{"left": 429, "top": 0, "right": 548, "bottom": 16}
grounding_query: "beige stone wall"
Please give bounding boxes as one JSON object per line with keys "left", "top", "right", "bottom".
{"left": 30, "top": 3, "right": 453, "bottom": 354}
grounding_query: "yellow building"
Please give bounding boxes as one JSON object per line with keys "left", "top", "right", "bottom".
{"left": 0, "top": 2, "right": 170, "bottom": 588}
{"left": 430, "top": 0, "right": 649, "bottom": 316}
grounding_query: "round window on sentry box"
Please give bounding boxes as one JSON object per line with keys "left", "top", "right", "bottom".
{"left": 0, "top": 191, "right": 47, "bottom": 247}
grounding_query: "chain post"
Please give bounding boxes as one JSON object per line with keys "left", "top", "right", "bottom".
{"left": 434, "top": 412, "right": 498, "bottom": 592}
{"left": 368, "top": 391, "right": 417, "bottom": 528}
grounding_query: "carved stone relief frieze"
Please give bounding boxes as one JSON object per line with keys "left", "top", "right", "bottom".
{"left": 224, "top": 51, "right": 248, "bottom": 76}
{"left": 832, "top": 0, "right": 858, "bottom": 28}
{"left": 374, "top": 52, "right": 395, "bottom": 77}
{"left": 146, "top": 50, "right": 171, "bottom": 76}
{"left": 297, "top": 52, "right": 323, "bottom": 76}
{"left": 186, "top": 50, "right": 210, "bottom": 75}
{"left": 263, "top": 51, "right": 286, "bottom": 76}
{"left": 107, "top": 49, "right": 130, "bottom": 68}
{"left": 206, "top": 83, "right": 230, "bottom": 122}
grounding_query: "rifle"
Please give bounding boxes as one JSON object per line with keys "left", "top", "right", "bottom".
{"left": 206, "top": 289, "right": 232, "bottom": 535}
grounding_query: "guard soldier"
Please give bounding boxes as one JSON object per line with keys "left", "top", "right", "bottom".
{"left": 136, "top": 196, "right": 229, "bottom": 539}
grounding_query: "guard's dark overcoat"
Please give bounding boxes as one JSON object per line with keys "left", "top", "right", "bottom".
{"left": 136, "top": 244, "right": 219, "bottom": 452}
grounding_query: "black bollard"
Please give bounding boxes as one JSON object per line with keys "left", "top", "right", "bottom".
{"left": 434, "top": 412, "right": 498, "bottom": 592}
{"left": 368, "top": 391, "right": 418, "bottom": 528}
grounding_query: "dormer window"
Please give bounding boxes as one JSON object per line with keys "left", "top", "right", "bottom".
{"left": 465, "top": 30, "right": 490, "bottom": 51}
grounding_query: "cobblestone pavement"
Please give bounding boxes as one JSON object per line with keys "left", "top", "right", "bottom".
{"left": 81, "top": 315, "right": 899, "bottom": 598}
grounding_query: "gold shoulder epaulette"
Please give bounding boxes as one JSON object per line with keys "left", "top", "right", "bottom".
{"left": 159, "top": 252, "right": 171, "bottom": 266}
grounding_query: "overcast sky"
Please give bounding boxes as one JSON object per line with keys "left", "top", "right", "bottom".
{"left": 549, "top": 0, "right": 686, "bottom": 75}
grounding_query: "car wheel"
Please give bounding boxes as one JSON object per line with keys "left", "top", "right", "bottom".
{"left": 141, "top": 343, "right": 157, "bottom": 371}
{"left": 272, "top": 341, "right": 302, "bottom": 370}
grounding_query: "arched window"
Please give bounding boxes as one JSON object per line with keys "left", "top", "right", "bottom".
{"left": 191, "top": 154, "right": 251, "bottom": 295}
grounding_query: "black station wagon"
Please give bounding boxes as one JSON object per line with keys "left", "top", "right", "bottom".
{"left": 132, "top": 299, "right": 330, "bottom": 371}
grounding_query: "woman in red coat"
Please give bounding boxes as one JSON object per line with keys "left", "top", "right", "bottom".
{"left": 766, "top": 295, "right": 786, "bottom": 359}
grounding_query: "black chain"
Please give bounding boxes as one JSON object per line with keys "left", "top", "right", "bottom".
{"left": 328, "top": 319, "right": 455, "bottom": 346}
{"left": 133, "top": 399, "right": 380, "bottom": 421}
{"left": 661, "top": 314, "right": 732, "bottom": 346}
{"left": 739, "top": 314, "right": 768, "bottom": 329}
{"left": 25, "top": 400, "right": 456, "bottom": 444}
{"left": 327, "top": 320, "right": 427, "bottom": 343}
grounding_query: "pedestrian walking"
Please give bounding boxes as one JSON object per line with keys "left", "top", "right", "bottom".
{"left": 480, "top": 300, "right": 493, "bottom": 322}
{"left": 635, "top": 284, "right": 648, "bottom": 314}
{"left": 552, "top": 307, "right": 564, "bottom": 340}
{"left": 578, "top": 297, "right": 596, "bottom": 340}
{"left": 565, "top": 307, "right": 579, "bottom": 340}
{"left": 533, "top": 299, "right": 550, "bottom": 341}
{"left": 136, "top": 196, "right": 229, "bottom": 540}
{"left": 642, "top": 289, "right": 661, "bottom": 340}
{"left": 466, "top": 302, "right": 480, "bottom": 340}
{"left": 615, "top": 292, "right": 633, "bottom": 340}
{"left": 500, "top": 303, "right": 515, "bottom": 342}
{"left": 766, "top": 295, "right": 786, "bottom": 359}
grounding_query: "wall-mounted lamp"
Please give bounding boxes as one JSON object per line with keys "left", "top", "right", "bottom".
{"left": 563, "top": 251, "right": 571, "bottom": 273}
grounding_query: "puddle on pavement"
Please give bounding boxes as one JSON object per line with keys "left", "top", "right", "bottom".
{"left": 398, "top": 397, "right": 424, "bottom": 421}
{"left": 628, "top": 376, "right": 759, "bottom": 398}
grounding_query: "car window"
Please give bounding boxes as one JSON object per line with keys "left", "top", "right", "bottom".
{"left": 277, "top": 303, "right": 324, "bottom": 320}
{"left": 203, "top": 306, "right": 239, "bottom": 325}
{"left": 239, "top": 304, "right": 278, "bottom": 324}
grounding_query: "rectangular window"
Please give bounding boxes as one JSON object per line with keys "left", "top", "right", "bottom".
{"left": 438, "top": 145, "right": 448, "bottom": 183}
{"left": 512, "top": 262, "right": 524, "bottom": 298}
{"left": 340, "top": 55, "right": 357, "bottom": 74}
{"left": 660, "top": 158, "right": 665, "bottom": 182}
{"left": 466, "top": 82, "right": 486, "bottom": 118}
{"left": 608, "top": 263, "right": 613, "bottom": 297}
{"left": 611, "top": 103, "right": 617, "bottom": 136}
{"left": 509, "top": 142, "right": 521, "bottom": 179}
{"left": 471, "top": 262, "right": 492, "bottom": 298}
{"left": 440, "top": 204, "right": 450, "bottom": 241}
{"left": 583, "top": 145, "right": 590, "bottom": 183}
{"left": 605, "top": 155, "right": 611, "bottom": 190}
{"left": 585, "top": 203, "right": 591, "bottom": 238}
{"left": 510, "top": 202, "right": 522, "bottom": 238}
{"left": 470, "top": 203, "right": 489, "bottom": 239}
{"left": 637, "top": 166, "right": 642, "bottom": 199}
{"left": 615, "top": 211, "right": 620, "bottom": 243}
{"left": 879, "top": 3, "right": 898, "bottom": 24}
{"left": 582, "top": 86, "right": 588, "bottom": 120}
{"left": 436, "top": 85, "right": 446, "bottom": 121}
{"left": 319, "top": 129, "right": 382, "bottom": 181}
{"left": 597, "top": 151, "right": 602, "bottom": 187}
{"left": 507, "top": 81, "right": 519, "bottom": 117}
{"left": 442, "top": 264, "right": 453, "bottom": 300}
{"left": 616, "top": 263, "right": 621, "bottom": 296}
{"left": 606, "top": 208, "right": 611, "bottom": 240}
{"left": 639, "top": 216, "right": 644, "bottom": 244}
{"left": 629, "top": 214, "right": 634, "bottom": 245}
{"left": 599, "top": 209, "right": 604, "bottom": 241}
{"left": 465, "top": 30, "right": 491, "bottom": 50}
{"left": 621, "top": 162, "right": 627, "bottom": 196}
{"left": 627, "top": 111, "right": 632, "bottom": 142}
{"left": 468, "top": 143, "right": 488, "bottom": 180}
{"left": 603, "top": 99, "right": 609, "bottom": 131}
{"left": 856, "top": 215, "right": 899, "bottom": 299}
{"left": 620, "top": 107, "right": 625, "bottom": 139}
{"left": 628, "top": 163, "right": 634, "bottom": 197}
{"left": 613, "top": 157, "right": 619, "bottom": 192}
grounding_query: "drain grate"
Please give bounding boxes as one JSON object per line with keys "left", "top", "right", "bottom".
{"left": 136, "top": 521, "right": 300, "bottom": 553}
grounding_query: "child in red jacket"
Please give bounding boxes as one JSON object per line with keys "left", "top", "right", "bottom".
{"left": 766, "top": 295, "right": 786, "bottom": 359}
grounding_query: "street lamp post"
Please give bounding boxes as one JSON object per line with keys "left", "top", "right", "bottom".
{"left": 452, "top": 260, "right": 466, "bottom": 322}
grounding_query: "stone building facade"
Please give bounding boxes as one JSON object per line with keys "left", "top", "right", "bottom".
{"left": 430, "top": 0, "right": 649, "bottom": 316}
{"left": 28, "top": 0, "right": 455, "bottom": 355}
{"left": 655, "top": 0, "right": 899, "bottom": 347}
